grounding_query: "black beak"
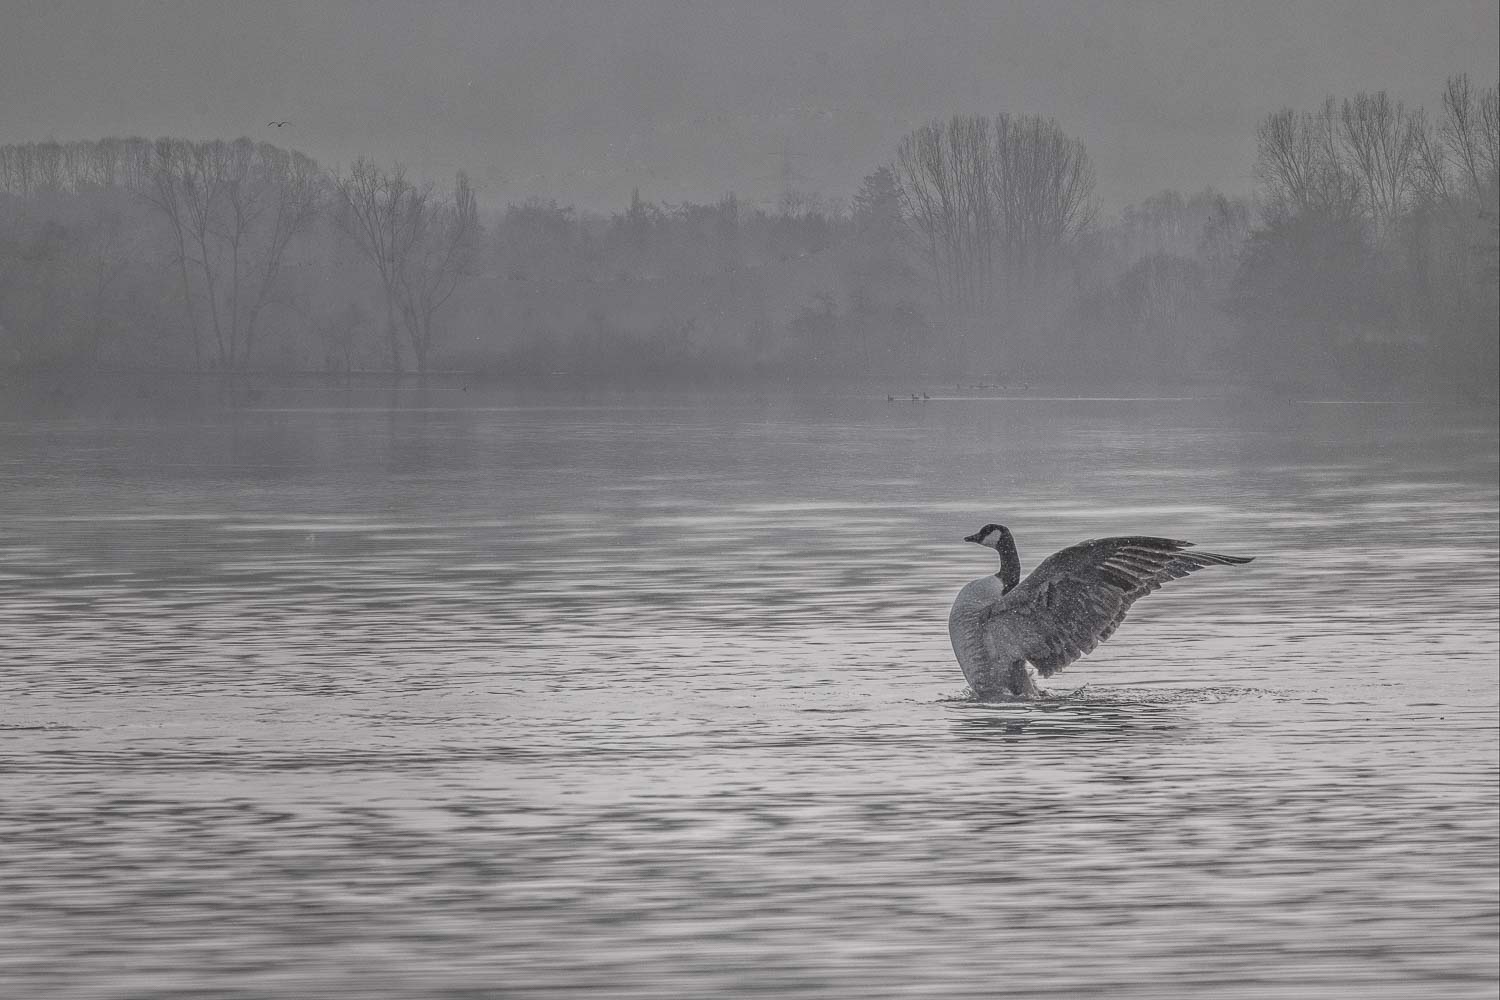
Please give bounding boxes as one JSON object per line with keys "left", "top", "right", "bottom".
{"left": 964, "top": 532, "right": 985, "bottom": 544}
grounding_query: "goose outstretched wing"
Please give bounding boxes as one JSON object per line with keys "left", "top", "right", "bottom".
{"left": 985, "top": 536, "right": 1252, "bottom": 676}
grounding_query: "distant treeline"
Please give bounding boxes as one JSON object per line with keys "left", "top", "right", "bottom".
{"left": 0, "top": 73, "right": 1495, "bottom": 396}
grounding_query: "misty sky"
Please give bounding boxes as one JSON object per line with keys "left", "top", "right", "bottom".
{"left": 3, "top": 0, "right": 1497, "bottom": 214}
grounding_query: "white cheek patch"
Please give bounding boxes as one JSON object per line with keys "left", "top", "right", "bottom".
{"left": 984, "top": 530, "right": 1002, "bottom": 548}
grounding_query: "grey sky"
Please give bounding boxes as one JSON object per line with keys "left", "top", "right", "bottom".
{"left": 3, "top": 0, "right": 1496, "bottom": 214}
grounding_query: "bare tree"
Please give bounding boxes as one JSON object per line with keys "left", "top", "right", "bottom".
{"left": 895, "top": 121, "right": 958, "bottom": 311}
{"left": 1482, "top": 85, "right": 1500, "bottom": 191}
{"left": 0, "top": 137, "right": 164, "bottom": 197}
{"left": 1252, "top": 108, "right": 1310, "bottom": 213}
{"left": 992, "top": 113, "right": 1096, "bottom": 278}
{"left": 396, "top": 170, "right": 480, "bottom": 371}
{"left": 0, "top": 143, "right": 38, "bottom": 196}
{"left": 895, "top": 112, "right": 1094, "bottom": 344}
{"left": 33, "top": 142, "right": 64, "bottom": 194}
{"left": 1338, "top": 91, "right": 1418, "bottom": 234}
{"left": 954, "top": 114, "right": 998, "bottom": 314}
{"left": 334, "top": 158, "right": 422, "bottom": 369}
{"left": 1409, "top": 109, "right": 1451, "bottom": 206}
{"left": 144, "top": 139, "right": 204, "bottom": 370}
{"left": 1254, "top": 100, "right": 1362, "bottom": 222}
{"left": 336, "top": 160, "right": 480, "bottom": 372}
{"left": 143, "top": 138, "right": 321, "bottom": 371}
{"left": 894, "top": 115, "right": 993, "bottom": 322}
{"left": 120, "top": 138, "right": 154, "bottom": 193}
{"left": 234, "top": 144, "right": 322, "bottom": 366}
{"left": 1441, "top": 74, "right": 1486, "bottom": 200}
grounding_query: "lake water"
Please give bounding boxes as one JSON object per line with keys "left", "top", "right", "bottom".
{"left": 1, "top": 380, "right": 1496, "bottom": 999}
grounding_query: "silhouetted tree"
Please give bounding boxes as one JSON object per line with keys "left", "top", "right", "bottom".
{"left": 336, "top": 160, "right": 479, "bottom": 372}
{"left": 1338, "top": 91, "right": 1418, "bottom": 235}
{"left": 144, "top": 138, "right": 321, "bottom": 370}
{"left": 991, "top": 113, "right": 1096, "bottom": 279}
{"left": 1240, "top": 77, "right": 1499, "bottom": 394}
{"left": 335, "top": 159, "right": 423, "bottom": 369}
{"left": 399, "top": 170, "right": 481, "bottom": 371}
{"left": 1254, "top": 101, "right": 1363, "bottom": 224}
{"left": 895, "top": 113, "right": 1094, "bottom": 364}
{"left": 895, "top": 115, "right": 996, "bottom": 322}
{"left": 1440, "top": 74, "right": 1500, "bottom": 201}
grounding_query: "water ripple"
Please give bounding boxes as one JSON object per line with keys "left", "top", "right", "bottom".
{"left": 0, "top": 389, "right": 1495, "bottom": 999}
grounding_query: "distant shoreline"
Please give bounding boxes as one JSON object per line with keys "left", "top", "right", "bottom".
{"left": 2, "top": 367, "right": 1494, "bottom": 407}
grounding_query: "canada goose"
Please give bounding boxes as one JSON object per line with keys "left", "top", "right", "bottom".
{"left": 949, "top": 524, "right": 1253, "bottom": 699}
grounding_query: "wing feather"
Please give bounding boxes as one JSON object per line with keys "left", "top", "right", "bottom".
{"left": 983, "top": 536, "right": 1252, "bottom": 677}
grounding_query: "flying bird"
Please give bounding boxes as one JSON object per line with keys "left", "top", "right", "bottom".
{"left": 268, "top": 121, "right": 291, "bottom": 127}
{"left": 949, "top": 524, "right": 1253, "bottom": 699}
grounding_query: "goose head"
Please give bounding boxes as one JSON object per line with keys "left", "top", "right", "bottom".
{"left": 965, "top": 523, "right": 1021, "bottom": 591}
{"left": 964, "top": 523, "right": 1011, "bottom": 549}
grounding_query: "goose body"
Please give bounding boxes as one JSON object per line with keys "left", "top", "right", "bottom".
{"left": 949, "top": 524, "right": 1253, "bottom": 699}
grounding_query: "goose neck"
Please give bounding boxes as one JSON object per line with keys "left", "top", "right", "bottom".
{"left": 995, "top": 533, "right": 1021, "bottom": 593}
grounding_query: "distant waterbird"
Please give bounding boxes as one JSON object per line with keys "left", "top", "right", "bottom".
{"left": 949, "top": 524, "right": 1253, "bottom": 699}
{"left": 267, "top": 121, "right": 291, "bottom": 127}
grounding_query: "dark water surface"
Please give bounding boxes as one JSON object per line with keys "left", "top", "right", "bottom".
{"left": 1, "top": 382, "right": 1496, "bottom": 999}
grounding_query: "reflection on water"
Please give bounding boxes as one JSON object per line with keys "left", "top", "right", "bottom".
{"left": 0, "top": 382, "right": 1495, "bottom": 998}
